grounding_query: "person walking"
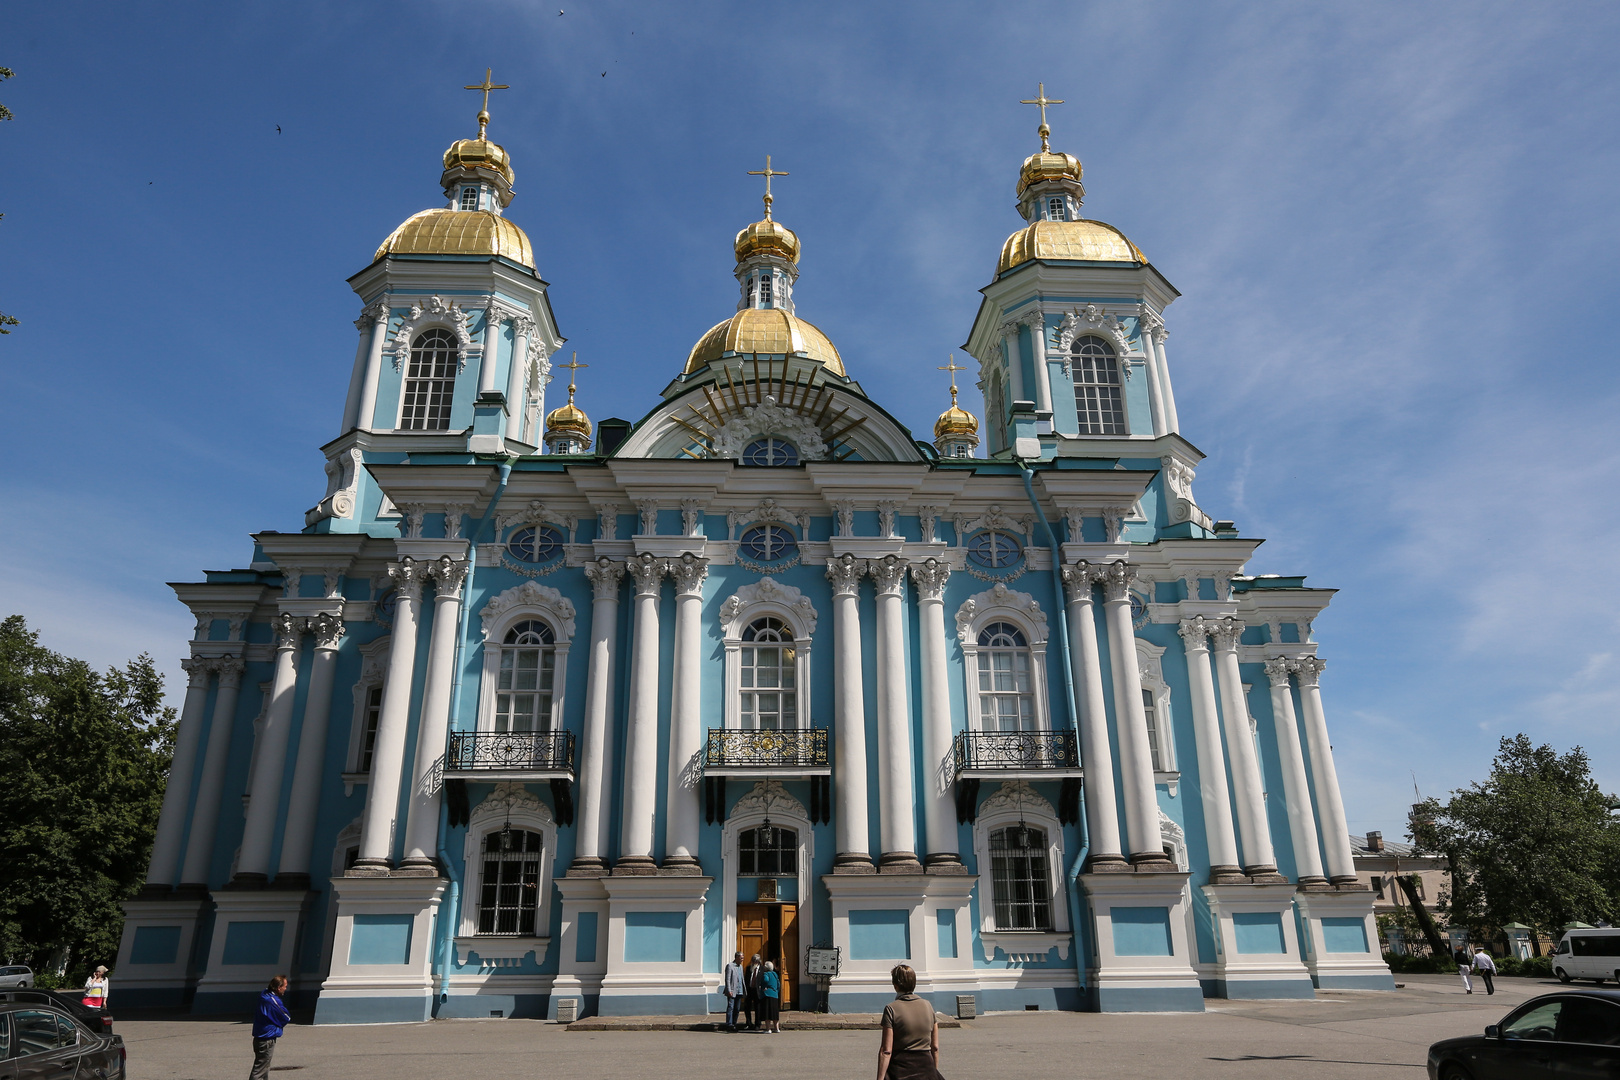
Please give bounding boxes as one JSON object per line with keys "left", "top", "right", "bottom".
{"left": 81, "top": 966, "right": 109, "bottom": 1011}
{"left": 1472, "top": 949, "right": 1497, "bottom": 996}
{"left": 1453, "top": 946, "right": 1473, "bottom": 993}
{"left": 249, "top": 975, "right": 292, "bottom": 1080}
{"left": 759, "top": 961, "right": 781, "bottom": 1034}
{"left": 743, "top": 952, "right": 763, "bottom": 1030}
{"left": 723, "top": 951, "right": 746, "bottom": 1032}
{"left": 875, "top": 964, "right": 942, "bottom": 1080}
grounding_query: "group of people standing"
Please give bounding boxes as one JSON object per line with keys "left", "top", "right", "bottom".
{"left": 722, "top": 952, "right": 783, "bottom": 1033}
{"left": 1453, "top": 946, "right": 1499, "bottom": 995}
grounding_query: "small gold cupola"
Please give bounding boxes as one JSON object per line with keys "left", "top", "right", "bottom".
{"left": 543, "top": 353, "right": 593, "bottom": 455}
{"left": 933, "top": 356, "right": 979, "bottom": 459}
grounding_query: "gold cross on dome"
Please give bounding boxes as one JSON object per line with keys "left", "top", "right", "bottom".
{"left": 939, "top": 354, "right": 967, "bottom": 404}
{"left": 748, "top": 155, "right": 789, "bottom": 219}
{"left": 1020, "top": 82, "right": 1064, "bottom": 152}
{"left": 464, "top": 68, "right": 510, "bottom": 138}
{"left": 561, "top": 352, "right": 588, "bottom": 396}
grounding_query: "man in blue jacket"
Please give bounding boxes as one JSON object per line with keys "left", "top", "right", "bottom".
{"left": 249, "top": 975, "right": 292, "bottom": 1080}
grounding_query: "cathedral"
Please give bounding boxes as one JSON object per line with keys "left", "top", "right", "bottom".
{"left": 116, "top": 79, "right": 1393, "bottom": 1022}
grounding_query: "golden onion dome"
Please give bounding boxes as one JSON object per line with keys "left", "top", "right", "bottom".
{"left": 544, "top": 399, "right": 592, "bottom": 439}
{"left": 934, "top": 402, "right": 979, "bottom": 439}
{"left": 998, "top": 219, "right": 1145, "bottom": 274}
{"left": 734, "top": 218, "right": 801, "bottom": 264}
{"left": 375, "top": 208, "right": 535, "bottom": 268}
{"left": 443, "top": 137, "right": 514, "bottom": 186}
{"left": 1017, "top": 149, "right": 1083, "bottom": 197}
{"left": 684, "top": 308, "right": 844, "bottom": 377}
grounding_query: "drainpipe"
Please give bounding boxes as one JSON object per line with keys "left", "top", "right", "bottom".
{"left": 433, "top": 458, "right": 514, "bottom": 1008}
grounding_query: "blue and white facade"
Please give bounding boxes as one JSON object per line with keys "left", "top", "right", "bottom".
{"left": 117, "top": 106, "right": 1393, "bottom": 1022}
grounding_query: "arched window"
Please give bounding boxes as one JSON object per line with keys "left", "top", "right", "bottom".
{"left": 989, "top": 823, "right": 1052, "bottom": 931}
{"left": 976, "top": 622, "right": 1034, "bottom": 731}
{"left": 742, "top": 438, "right": 798, "bottom": 467}
{"left": 737, "top": 824, "right": 797, "bottom": 876}
{"left": 477, "top": 827, "right": 543, "bottom": 936}
{"left": 968, "top": 530, "right": 1023, "bottom": 569}
{"left": 739, "top": 524, "right": 797, "bottom": 563}
{"left": 759, "top": 274, "right": 773, "bottom": 306}
{"left": 496, "top": 620, "right": 556, "bottom": 732}
{"left": 741, "top": 617, "right": 796, "bottom": 729}
{"left": 400, "top": 328, "right": 458, "bottom": 431}
{"left": 459, "top": 186, "right": 480, "bottom": 211}
{"left": 1072, "top": 335, "right": 1126, "bottom": 435}
{"left": 506, "top": 525, "right": 564, "bottom": 564}
{"left": 1046, "top": 196, "right": 1066, "bottom": 221}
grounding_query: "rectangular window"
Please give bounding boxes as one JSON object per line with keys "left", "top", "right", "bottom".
{"left": 460, "top": 186, "right": 479, "bottom": 210}
{"left": 479, "top": 830, "right": 542, "bottom": 936}
{"left": 1371, "top": 875, "right": 1385, "bottom": 900}
{"left": 977, "top": 650, "right": 1034, "bottom": 731}
{"left": 1142, "top": 688, "right": 1163, "bottom": 770}
{"left": 360, "top": 686, "right": 383, "bottom": 771}
{"left": 1047, "top": 196, "right": 1066, "bottom": 221}
{"left": 1073, "top": 353, "right": 1127, "bottom": 435}
{"left": 496, "top": 646, "right": 555, "bottom": 731}
{"left": 759, "top": 275, "right": 773, "bottom": 305}
{"left": 989, "top": 826, "right": 1051, "bottom": 931}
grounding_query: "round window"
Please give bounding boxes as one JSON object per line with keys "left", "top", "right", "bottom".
{"left": 739, "top": 524, "right": 797, "bottom": 562}
{"left": 506, "top": 525, "right": 564, "bottom": 564}
{"left": 967, "top": 530, "right": 1023, "bottom": 569}
{"left": 1130, "top": 593, "right": 1148, "bottom": 623}
{"left": 741, "top": 438, "right": 799, "bottom": 467}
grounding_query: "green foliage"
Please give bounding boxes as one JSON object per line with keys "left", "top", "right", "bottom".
{"left": 1382, "top": 951, "right": 1457, "bottom": 974}
{"left": 0, "top": 615, "right": 176, "bottom": 974}
{"left": 1495, "top": 955, "right": 1553, "bottom": 979}
{"left": 1416, "top": 735, "right": 1620, "bottom": 938}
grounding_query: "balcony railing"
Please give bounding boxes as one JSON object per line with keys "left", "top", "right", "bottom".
{"left": 954, "top": 730, "right": 1080, "bottom": 775}
{"left": 705, "top": 727, "right": 830, "bottom": 772}
{"left": 446, "top": 730, "right": 575, "bottom": 777}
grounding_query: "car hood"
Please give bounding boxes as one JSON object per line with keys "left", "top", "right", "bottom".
{"left": 1431, "top": 1035, "right": 1489, "bottom": 1055}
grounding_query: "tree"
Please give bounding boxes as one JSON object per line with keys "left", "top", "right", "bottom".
{"left": 1415, "top": 735, "right": 1619, "bottom": 942}
{"left": 0, "top": 616, "right": 175, "bottom": 974}
{"left": 0, "top": 65, "right": 17, "bottom": 335}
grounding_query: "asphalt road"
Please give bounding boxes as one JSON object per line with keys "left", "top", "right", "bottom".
{"left": 119, "top": 974, "right": 1560, "bottom": 1080}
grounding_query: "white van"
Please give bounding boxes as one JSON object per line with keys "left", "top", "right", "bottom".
{"left": 1552, "top": 928, "right": 1620, "bottom": 984}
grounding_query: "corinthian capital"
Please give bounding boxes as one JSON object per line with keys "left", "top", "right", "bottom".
{"left": 1263, "top": 657, "right": 1293, "bottom": 688}
{"left": 215, "top": 656, "right": 246, "bottom": 689}
{"left": 625, "top": 553, "right": 666, "bottom": 596}
{"left": 1100, "top": 559, "right": 1137, "bottom": 603}
{"left": 310, "top": 611, "right": 346, "bottom": 651}
{"left": 825, "top": 554, "right": 864, "bottom": 597}
{"left": 181, "top": 657, "right": 210, "bottom": 689}
{"left": 1208, "top": 616, "right": 1244, "bottom": 652}
{"left": 668, "top": 553, "right": 709, "bottom": 596}
{"left": 1061, "top": 562, "right": 1099, "bottom": 604}
{"left": 584, "top": 556, "right": 626, "bottom": 600}
{"left": 272, "top": 613, "right": 304, "bottom": 651}
{"left": 432, "top": 556, "right": 469, "bottom": 599}
{"left": 389, "top": 557, "right": 425, "bottom": 601}
{"left": 911, "top": 557, "right": 951, "bottom": 601}
{"left": 1177, "top": 615, "right": 1211, "bottom": 650}
{"left": 868, "top": 554, "right": 909, "bottom": 596}
{"left": 1292, "top": 655, "right": 1326, "bottom": 686}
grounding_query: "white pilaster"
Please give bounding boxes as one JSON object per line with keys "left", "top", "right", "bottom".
{"left": 664, "top": 554, "right": 708, "bottom": 870}
{"left": 1152, "top": 325, "right": 1179, "bottom": 434}
{"left": 826, "top": 555, "right": 873, "bottom": 871}
{"left": 1210, "top": 618, "right": 1278, "bottom": 878}
{"left": 1100, "top": 561, "right": 1168, "bottom": 866}
{"left": 1001, "top": 322, "right": 1024, "bottom": 403}
{"left": 353, "top": 558, "right": 425, "bottom": 872}
{"left": 574, "top": 558, "right": 623, "bottom": 871}
{"left": 1061, "top": 564, "right": 1124, "bottom": 868}
{"left": 355, "top": 303, "right": 389, "bottom": 433}
{"left": 276, "top": 613, "right": 344, "bottom": 884}
{"left": 341, "top": 314, "right": 371, "bottom": 434}
{"left": 1264, "top": 659, "right": 1327, "bottom": 886}
{"left": 477, "top": 306, "right": 502, "bottom": 397}
{"left": 179, "top": 657, "right": 244, "bottom": 888}
{"left": 912, "top": 557, "right": 960, "bottom": 871}
{"left": 235, "top": 613, "right": 305, "bottom": 884}
{"left": 617, "top": 554, "right": 665, "bottom": 871}
{"left": 1140, "top": 333, "right": 1167, "bottom": 437}
{"left": 870, "top": 555, "right": 919, "bottom": 870}
{"left": 1024, "top": 313, "right": 1054, "bottom": 419}
{"left": 400, "top": 556, "right": 468, "bottom": 872}
{"left": 507, "top": 316, "right": 534, "bottom": 442}
{"left": 1178, "top": 617, "right": 1242, "bottom": 880}
{"left": 1294, "top": 657, "right": 1358, "bottom": 885}
{"left": 145, "top": 658, "right": 211, "bottom": 888}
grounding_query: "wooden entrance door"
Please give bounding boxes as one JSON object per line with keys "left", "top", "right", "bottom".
{"left": 737, "top": 903, "right": 798, "bottom": 1010}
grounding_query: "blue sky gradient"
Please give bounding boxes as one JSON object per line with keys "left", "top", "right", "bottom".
{"left": 2, "top": 1, "right": 1617, "bottom": 838}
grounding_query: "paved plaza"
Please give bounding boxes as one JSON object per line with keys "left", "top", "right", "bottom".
{"left": 117, "top": 974, "right": 1558, "bottom": 1080}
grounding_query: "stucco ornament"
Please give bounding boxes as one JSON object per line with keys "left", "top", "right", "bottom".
{"left": 977, "top": 779, "right": 1054, "bottom": 820}
{"left": 710, "top": 395, "right": 829, "bottom": 461}
{"left": 729, "top": 498, "right": 812, "bottom": 537}
{"left": 719, "top": 576, "right": 818, "bottom": 636}
{"left": 1057, "top": 303, "right": 1133, "bottom": 366}
{"left": 389, "top": 295, "right": 473, "bottom": 371}
{"left": 479, "top": 581, "right": 576, "bottom": 641}
{"left": 468, "top": 782, "right": 553, "bottom": 829}
{"left": 731, "top": 779, "right": 807, "bottom": 822}
{"left": 955, "top": 583, "right": 1048, "bottom": 643}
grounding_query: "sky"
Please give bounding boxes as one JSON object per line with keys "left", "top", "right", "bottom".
{"left": 2, "top": 1, "right": 1617, "bottom": 841}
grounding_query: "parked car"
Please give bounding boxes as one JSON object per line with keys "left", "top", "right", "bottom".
{"left": 0, "top": 992, "right": 113, "bottom": 1038}
{"left": 0, "top": 997, "right": 124, "bottom": 1080}
{"left": 1427, "top": 989, "right": 1620, "bottom": 1079}
{"left": 1554, "top": 928, "right": 1620, "bottom": 985}
{"left": 0, "top": 972, "right": 28, "bottom": 991}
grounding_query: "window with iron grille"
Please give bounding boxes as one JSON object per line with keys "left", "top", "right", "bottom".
{"left": 1072, "top": 335, "right": 1126, "bottom": 435}
{"left": 737, "top": 825, "right": 797, "bottom": 877}
{"left": 739, "top": 523, "right": 796, "bottom": 562}
{"left": 478, "top": 828, "right": 542, "bottom": 935}
{"left": 976, "top": 622, "right": 1034, "bottom": 731}
{"left": 400, "top": 328, "right": 458, "bottom": 430}
{"left": 359, "top": 686, "right": 383, "bottom": 771}
{"left": 989, "top": 824, "right": 1051, "bottom": 930}
{"left": 460, "top": 186, "right": 480, "bottom": 210}
{"left": 741, "top": 617, "right": 795, "bottom": 729}
{"left": 1142, "top": 688, "right": 1164, "bottom": 771}
{"left": 496, "top": 620, "right": 555, "bottom": 731}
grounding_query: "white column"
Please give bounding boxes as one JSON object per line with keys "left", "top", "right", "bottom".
{"left": 235, "top": 613, "right": 305, "bottom": 885}
{"left": 663, "top": 554, "right": 708, "bottom": 870}
{"left": 1178, "top": 617, "right": 1241, "bottom": 879}
{"left": 870, "top": 555, "right": 919, "bottom": 870}
{"left": 826, "top": 555, "right": 873, "bottom": 871}
{"left": 144, "top": 657, "right": 212, "bottom": 888}
{"left": 912, "top": 557, "right": 960, "bottom": 870}
{"left": 1294, "top": 657, "right": 1358, "bottom": 884}
{"left": 1141, "top": 337, "right": 1167, "bottom": 437}
{"left": 1265, "top": 658, "right": 1327, "bottom": 886}
{"left": 478, "top": 306, "right": 502, "bottom": 397}
{"left": 1153, "top": 327, "right": 1179, "bottom": 434}
{"left": 1001, "top": 322, "right": 1025, "bottom": 404}
{"left": 400, "top": 556, "right": 468, "bottom": 873}
{"left": 506, "top": 316, "right": 534, "bottom": 442}
{"left": 1210, "top": 618, "right": 1277, "bottom": 877}
{"left": 1025, "top": 314, "right": 1054, "bottom": 419}
{"left": 1100, "top": 561, "right": 1167, "bottom": 865}
{"left": 617, "top": 554, "right": 666, "bottom": 872}
{"left": 353, "top": 558, "right": 425, "bottom": 873}
{"left": 574, "top": 558, "right": 624, "bottom": 871}
{"left": 1061, "top": 564, "right": 1124, "bottom": 868}
{"left": 340, "top": 314, "right": 372, "bottom": 433}
{"left": 179, "top": 657, "right": 245, "bottom": 889}
{"left": 354, "top": 303, "right": 390, "bottom": 433}
{"left": 276, "top": 612, "right": 344, "bottom": 886}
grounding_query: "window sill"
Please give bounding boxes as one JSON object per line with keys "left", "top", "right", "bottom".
{"left": 340, "top": 772, "right": 371, "bottom": 797}
{"left": 980, "top": 930, "right": 1071, "bottom": 963}
{"left": 1154, "top": 770, "right": 1180, "bottom": 797}
{"left": 453, "top": 935, "right": 551, "bottom": 968}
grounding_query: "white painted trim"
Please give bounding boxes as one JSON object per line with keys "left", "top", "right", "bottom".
{"left": 455, "top": 783, "right": 557, "bottom": 967}
{"left": 475, "top": 583, "right": 576, "bottom": 734}
{"left": 955, "top": 587, "right": 1052, "bottom": 734}
{"left": 971, "top": 781, "right": 1070, "bottom": 937}
{"left": 719, "top": 578, "right": 817, "bottom": 731}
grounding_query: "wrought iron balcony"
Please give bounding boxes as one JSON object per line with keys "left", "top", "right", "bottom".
{"left": 445, "top": 730, "right": 575, "bottom": 780}
{"left": 954, "top": 730, "right": 1081, "bottom": 778}
{"left": 704, "top": 726, "right": 831, "bottom": 776}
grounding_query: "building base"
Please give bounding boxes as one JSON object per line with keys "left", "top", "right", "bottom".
{"left": 194, "top": 889, "right": 314, "bottom": 1014}
{"left": 1295, "top": 888, "right": 1396, "bottom": 991}
{"left": 114, "top": 894, "right": 212, "bottom": 1008}
{"left": 1081, "top": 871, "right": 1205, "bottom": 1013}
{"left": 595, "top": 874, "right": 713, "bottom": 1017}
{"left": 313, "top": 875, "right": 446, "bottom": 1025}
{"left": 821, "top": 872, "right": 983, "bottom": 1013}
{"left": 1200, "top": 883, "right": 1315, "bottom": 999}
{"left": 549, "top": 874, "right": 610, "bottom": 1019}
